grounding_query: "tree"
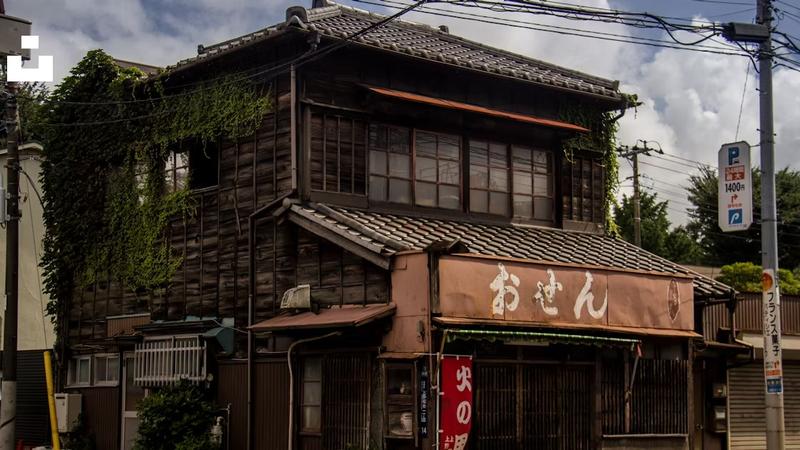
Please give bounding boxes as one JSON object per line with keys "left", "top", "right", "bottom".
{"left": 615, "top": 191, "right": 705, "bottom": 264}
{"left": 615, "top": 191, "right": 670, "bottom": 256}
{"left": 716, "top": 262, "right": 800, "bottom": 294}
{"left": 686, "top": 166, "right": 800, "bottom": 269}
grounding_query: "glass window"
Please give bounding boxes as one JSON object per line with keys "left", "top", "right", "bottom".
{"left": 369, "top": 124, "right": 412, "bottom": 205}
{"left": 413, "top": 131, "right": 461, "bottom": 210}
{"left": 301, "top": 357, "right": 322, "bottom": 433}
{"left": 469, "top": 140, "right": 509, "bottom": 216}
{"left": 511, "top": 145, "right": 553, "bottom": 221}
{"left": 164, "top": 152, "right": 189, "bottom": 193}
{"left": 94, "top": 354, "right": 120, "bottom": 385}
{"left": 386, "top": 363, "right": 415, "bottom": 438}
{"left": 68, "top": 356, "right": 92, "bottom": 386}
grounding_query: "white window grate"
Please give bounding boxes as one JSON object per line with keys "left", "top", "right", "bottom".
{"left": 134, "top": 335, "right": 206, "bottom": 387}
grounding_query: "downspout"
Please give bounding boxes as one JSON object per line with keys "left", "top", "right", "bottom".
{"left": 247, "top": 192, "right": 294, "bottom": 450}
{"left": 287, "top": 331, "right": 341, "bottom": 450}
{"left": 290, "top": 64, "right": 298, "bottom": 192}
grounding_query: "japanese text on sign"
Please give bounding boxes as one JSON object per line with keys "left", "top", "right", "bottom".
{"left": 439, "top": 356, "right": 473, "bottom": 450}
{"left": 718, "top": 142, "right": 753, "bottom": 232}
{"left": 762, "top": 269, "right": 784, "bottom": 394}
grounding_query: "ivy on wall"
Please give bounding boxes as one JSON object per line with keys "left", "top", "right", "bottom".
{"left": 40, "top": 50, "right": 270, "bottom": 332}
{"left": 560, "top": 96, "right": 637, "bottom": 237}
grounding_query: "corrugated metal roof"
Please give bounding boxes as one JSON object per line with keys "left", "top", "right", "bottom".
{"left": 367, "top": 86, "right": 590, "bottom": 132}
{"left": 250, "top": 303, "right": 396, "bottom": 331}
{"left": 169, "top": 2, "right": 623, "bottom": 102}
{"left": 289, "top": 202, "right": 732, "bottom": 299}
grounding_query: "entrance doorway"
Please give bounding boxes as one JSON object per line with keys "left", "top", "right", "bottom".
{"left": 473, "top": 362, "right": 593, "bottom": 450}
{"left": 121, "top": 353, "right": 145, "bottom": 450}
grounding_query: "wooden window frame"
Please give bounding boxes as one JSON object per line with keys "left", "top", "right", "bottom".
{"left": 383, "top": 360, "right": 418, "bottom": 441}
{"left": 413, "top": 130, "right": 462, "bottom": 210}
{"left": 311, "top": 112, "right": 368, "bottom": 196}
{"left": 165, "top": 151, "right": 189, "bottom": 194}
{"left": 511, "top": 145, "right": 554, "bottom": 222}
{"left": 562, "top": 156, "right": 604, "bottom": 224}
{"left": 468, "top": 139, "right": 511, "bottom": 217}
{"left": 368, "top": 124, "right": 414, "bottom": 205}
{"left": 300, "top": 356, "right": 323, "bottom": 435}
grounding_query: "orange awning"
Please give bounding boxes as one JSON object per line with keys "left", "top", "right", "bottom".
{"left": 366, "top": 86, "right": 589, "bottom": 133}
{"left": 250, "top": 303, "right": 396, "bottom": 332}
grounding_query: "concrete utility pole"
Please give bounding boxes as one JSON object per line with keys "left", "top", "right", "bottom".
{"left": 0, "top": 80, "right": 20, "bottom": 450}
{"left": 618, "top": 141, "right": 662, "bottom": 248}
{"left": 757, "top": 0, "right": 785, "bottom": 447}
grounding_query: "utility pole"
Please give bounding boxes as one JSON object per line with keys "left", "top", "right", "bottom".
{"left": 757, "top": 0, "right": 785, "bottom": 447}
{"left": 618, "top": 141, "right": 662, "bottom": 248}
{"left": 0, "top": 80, "right": 20, "bottom": 450}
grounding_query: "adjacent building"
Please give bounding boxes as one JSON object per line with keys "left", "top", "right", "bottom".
{"left": 58, "top": 2, "right": 737, "bottom": 450}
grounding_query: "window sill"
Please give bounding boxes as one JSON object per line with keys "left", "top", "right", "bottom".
{"left": 93, "top": 381, "right": 120, "bottom": 387}
{"left": 602, "top": 434, "right": 688, "bottom": 439}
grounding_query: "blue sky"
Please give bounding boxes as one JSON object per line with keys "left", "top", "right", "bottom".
{"left": 9, "top": 0, "right": 800, "bottom": 226}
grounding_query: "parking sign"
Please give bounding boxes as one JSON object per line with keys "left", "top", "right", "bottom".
{"left": 718, "top": 142, "right": 752, "bottom": 232}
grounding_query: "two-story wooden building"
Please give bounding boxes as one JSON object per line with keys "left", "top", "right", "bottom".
{"left": 59, "top": 2, "right": 734, "bottom": 449}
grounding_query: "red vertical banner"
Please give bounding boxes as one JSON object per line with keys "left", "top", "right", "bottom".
{"left": 439, "top": 356, "right": 473, "bottom": 450}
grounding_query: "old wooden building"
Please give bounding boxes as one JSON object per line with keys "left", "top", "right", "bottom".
{"left": 59, "top": 2, "right": 736, "bottom": 449}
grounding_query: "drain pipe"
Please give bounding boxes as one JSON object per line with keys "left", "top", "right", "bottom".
{"left": 246, "top": 192, "right": 294, "bottom": 450}
{"left": 287, "top": 331, "right": 341, "bottom": 450}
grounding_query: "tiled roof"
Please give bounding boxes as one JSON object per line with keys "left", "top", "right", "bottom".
{"left": 289, "top": 202, "right": 732, "bottom": 299}
{"left": 171, "top": 2, "right": 623, "bottom": 102}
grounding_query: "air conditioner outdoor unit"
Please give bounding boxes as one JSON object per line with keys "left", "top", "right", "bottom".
{"left": 54, "top": 393, "right": 82, "bottom": 433}
{"left": 280, "top": 284, "right": 311, "bottom": 310}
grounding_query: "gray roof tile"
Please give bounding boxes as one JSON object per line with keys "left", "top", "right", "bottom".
{"left": 291, "top": 202, "right": 732, "bottom": 298}
{"left": 170, "top": 2, "right": 622, "bottom": 102}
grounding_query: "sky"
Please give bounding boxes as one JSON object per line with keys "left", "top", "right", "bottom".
{"left": 9, "top": 0, "right": 800, "bottom": 227}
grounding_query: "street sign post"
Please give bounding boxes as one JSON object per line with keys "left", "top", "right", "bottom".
{"left": 718, "top": 141, "right": 753, "bottom": 232}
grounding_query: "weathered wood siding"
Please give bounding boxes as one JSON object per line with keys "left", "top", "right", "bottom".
{"left": 68, "top": 72, "right": 390, "bottom": 349}
{"left": 70, "top": 386, "right": 121, "bottom": 450}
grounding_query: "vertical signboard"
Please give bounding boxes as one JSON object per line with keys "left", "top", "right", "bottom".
{"left": 718, "top": 141, "right": 753, "bottom": 232}
{"left": 420, "top": 364, "right": 429, "bottom": 438}
{"left": 763, "top": 269, "right": 784, "bottom": 394}
{"left": 439, "top": 356, "right": 473, "bottom": 450}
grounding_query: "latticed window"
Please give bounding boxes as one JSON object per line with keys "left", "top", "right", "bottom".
{"left": 165, "top": 151, "right": 189, "bottom": 193}
{"left": 512, "top": 146, "right": 553, "bottom": 221}
{"left": 310, "top": 113, "right": 368, "bottom": 195}
{"left": 414, "top": 131, "right": 461, "bottom": 210}
{"left": 469, "top": 140, "right": 510, "bottom": 216}
{"left": 369, "top": 124, "right": 412, "bottom": 204}
{"left": 562, "top": 156, "right": 604, "bottom": 223}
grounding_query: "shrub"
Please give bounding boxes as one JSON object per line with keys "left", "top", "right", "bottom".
{"left": 134, "top": 381, "right": 218, "bottom": 450}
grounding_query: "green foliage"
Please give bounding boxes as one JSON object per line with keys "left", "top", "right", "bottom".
{"left": 615, "top": 191, "right": 705, "bottom": 264}
{"left": 62, "top": 413, "right": 96, "bottom": 450}
{"left": 134, "top": 382, "right": 218, "bottom": 450}
{"left": 686, "top": 166, "right": 800, "bottom": 268}
{"left": 560, "top": 106, "right": 620, "bottom": 235}
{"left": 40, "top": 50, "right": 270, "bottom": 333}
{"left": 717, "top": 262, "right": 800, "bottom": 295}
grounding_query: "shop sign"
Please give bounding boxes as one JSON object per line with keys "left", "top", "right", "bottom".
{"left": 420, "top": 364, "right": 429, "bottom": 438}
{"left": 439, "top": 356, "right": 473, "bottom": 450}
{"left": 762, "top": 269, "right": 784, "bottom": 394}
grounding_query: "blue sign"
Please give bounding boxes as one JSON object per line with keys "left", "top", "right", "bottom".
{"left": 767, "top": 377, "right": 783, "bottom": 394}
{"left": 727, "top": 146, "right": 741, "bottom": 165}
{"left": 728, "top": 208, "right": 743, "bottom": 225}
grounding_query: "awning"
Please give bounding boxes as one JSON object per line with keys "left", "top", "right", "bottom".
{"left": 445, "top": 328, "right": 640, "bottom": 348}
{"left": 250, "top": 303, "right": 396, "bottom": 332}
{"left": 434, "top": 316, "right": 701, "bottom": 339}
{"left": 366, "top": 86, "right": 590, "bottom": 133}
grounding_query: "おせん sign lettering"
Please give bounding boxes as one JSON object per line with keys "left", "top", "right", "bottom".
{"left": 718, "top": 141, "right": 753, "bottom": 232}
{"left": 439, "top": 356, "right": 473, "bottom": 450}
{"left": 438, "top": 256, "right": 695, "bottom": 331}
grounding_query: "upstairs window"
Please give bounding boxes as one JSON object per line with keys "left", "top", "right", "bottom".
{"left": 310, "top": 113, "right": 367, "bottom": 195}
{"left": 469, "top": 140, "right": 510, "bottom": 216}
{"left": 369, "top": 124, "right": 412, "bottom": 204}
{"left": 165, "top": 151, "right": 189, "bottom": 193}
{"left": 414, "top": 131, "right": 461, "bottom": 210}
{"left": 562, "top": 156, "right": 604, "bottom": 223}
{"left": 512, "top": 146, "right": 553, "bottom": 221}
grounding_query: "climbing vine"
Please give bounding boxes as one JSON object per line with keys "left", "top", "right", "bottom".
{"left": 560, "top": 98, "right": 636, "bottom": 237}
{"left": 40, "top": 50, "right": 270, "bottom": 327}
